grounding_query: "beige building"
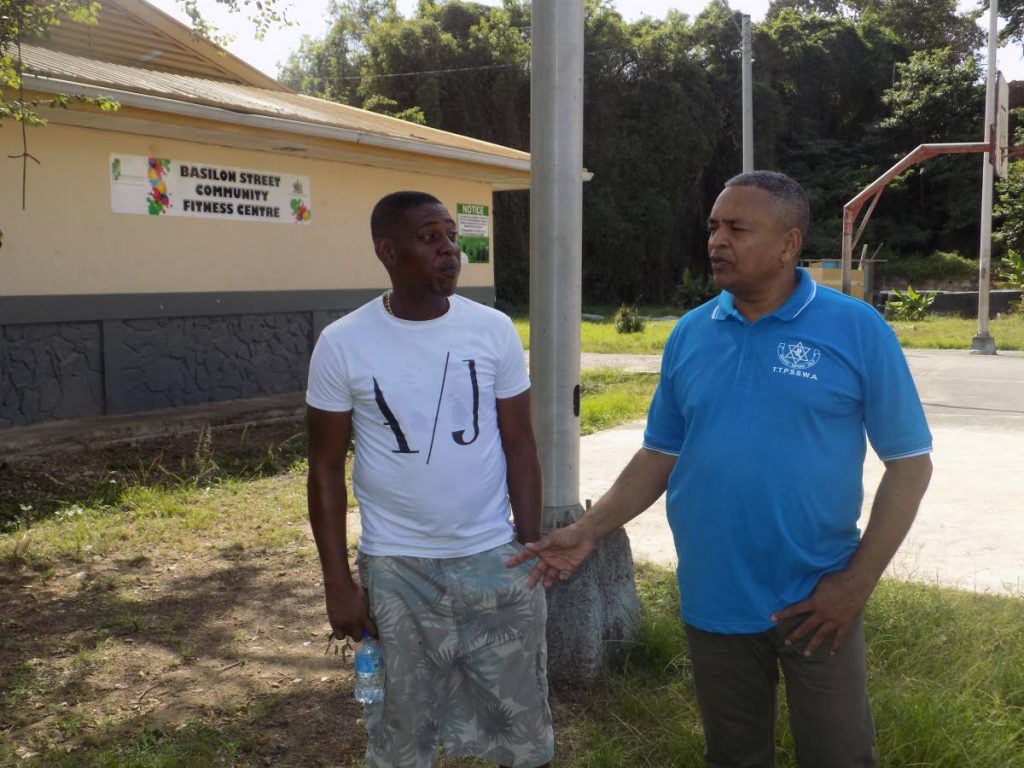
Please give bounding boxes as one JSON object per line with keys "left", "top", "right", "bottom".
{"left": 0, "top": 0, "right": 530, "bottom": 429}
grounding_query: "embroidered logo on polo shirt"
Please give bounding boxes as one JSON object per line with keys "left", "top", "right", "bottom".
{"left": 773, "top": 341, "right": 820, "bottom": 380}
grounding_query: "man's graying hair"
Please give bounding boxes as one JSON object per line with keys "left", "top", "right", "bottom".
{"left": 725, "top": 171, "right": 810, "bottom": 236}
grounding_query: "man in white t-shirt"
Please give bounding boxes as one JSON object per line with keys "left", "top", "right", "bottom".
{"left": 306, "top": 191, "right": 553, "bottom": 768}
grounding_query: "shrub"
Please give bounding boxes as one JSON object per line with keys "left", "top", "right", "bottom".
{"left": 613, "top": 303, "right": 645, "bottom": 334}
{"left": 998, "top": 250, "right": 1024, "bottom": 315}
{"left": 880, "top": 250, "right": 976, "bottom": 285}
{"left": 886, "top": 285, "right": 936, "bottom": 320}
{"left": 998, "top": 249, "right": 1024, "bottom": 289}
{"left": 673, "top": 267, "right": 717, "bottom": 309}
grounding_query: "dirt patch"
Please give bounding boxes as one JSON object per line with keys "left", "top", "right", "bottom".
{"left": 0, "top": 421, "right": 584, "bottom": 767}
{"left": 0, "top": 419, "right": 307, "bottom": 530}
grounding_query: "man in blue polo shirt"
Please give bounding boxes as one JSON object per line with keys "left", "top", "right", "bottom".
{"left": 509, "top": 171, "right": 933, "bottom": 767}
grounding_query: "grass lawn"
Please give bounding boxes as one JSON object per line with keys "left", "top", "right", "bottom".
{"left": 513, "top": 316, "right": 675, "bottom": 355}
{"left": 569, "top": 564, "right": 1024, "bottom": 767}
{"left": 890, "top": 313, "right": 1024, "bottom": 350}
{"left": 580, "top": 369, "right": 658, "bottom": 435}
{"left": 514, "top": 311, "right": 1024, "bottom": 355}
{"left": 2, "top": 458, "right": 1021, "bottom": 767}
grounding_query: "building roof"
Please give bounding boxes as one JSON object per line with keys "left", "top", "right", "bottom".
{"left": 30, "top": 0, "right": 288, "bottom": 90}
{"left": 16, "top": 0, "right": 532, "bottom": 188}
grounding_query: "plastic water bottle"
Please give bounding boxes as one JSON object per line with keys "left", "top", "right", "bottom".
{"left": 354, "top": 631, "right": 383, "bottom": 704}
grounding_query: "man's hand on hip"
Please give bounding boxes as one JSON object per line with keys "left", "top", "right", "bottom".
{"left": 771, "top": 569, "right": 875, "bottom": 657}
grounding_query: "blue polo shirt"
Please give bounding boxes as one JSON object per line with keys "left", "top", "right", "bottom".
{"left": 644, "top": 268, "right": 932, "bottom": 633}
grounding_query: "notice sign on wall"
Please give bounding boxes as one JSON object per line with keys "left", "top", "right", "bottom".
{"left": 456, "top": 203, "right": 489, "bottom": 263}
{"left": 110, "top": 154, "right": 312, "bottom": 224}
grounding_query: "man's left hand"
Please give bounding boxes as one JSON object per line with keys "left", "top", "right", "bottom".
{"left": 771, "top": 569, "right": 875, "bottom": 657}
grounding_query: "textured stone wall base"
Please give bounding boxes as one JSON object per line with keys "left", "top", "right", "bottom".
{"left": 0, "top": 312, "right": 330, "bottom": 429}
{"left": 1, "top": 289, "right": 496, "bottom": 431}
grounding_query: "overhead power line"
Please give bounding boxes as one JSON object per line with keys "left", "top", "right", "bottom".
{"left": 290, "top": 48, "right": 623, "bottom": 85}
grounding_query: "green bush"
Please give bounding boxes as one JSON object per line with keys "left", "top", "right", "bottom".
{"left": 998, "top": 250, "right": 1024, "bottom": 315}
{"left": 886, "top": 285, "right": 936, "bottom": 320}
{"left": 998, "top": 249, "right": 1024, "bottom": 289}
{"left": 880, "top": 250, "right": 976, "bottom": 284}
{"left": 613, "top": 303, "right": 645, "bottom": 334}
{"left": 673, "top": 267, "right": 717, "bottom": 309}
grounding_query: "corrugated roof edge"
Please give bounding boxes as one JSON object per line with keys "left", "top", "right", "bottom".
{"left": 21, "top": 73, "right": 534, "bottom": 174}
{"left": 116, "top": 0, "right": 290, "bottom": 91}
{"left": 19, "top": 44, "right": 527, "bottom": 160}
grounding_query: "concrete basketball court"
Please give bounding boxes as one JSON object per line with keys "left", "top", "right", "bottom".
{"left": 580, "top": 348, "right": 1024, "bottom": 596}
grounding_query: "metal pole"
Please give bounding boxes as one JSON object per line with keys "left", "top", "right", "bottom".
{"left": 741, "top": 14, "right": 753, "bottom": 173}
{"left": 530, "top": 0, "right": 585, "bottom": 530}
{"left": 972, "top": 0, "right": 998, "bottom": 354}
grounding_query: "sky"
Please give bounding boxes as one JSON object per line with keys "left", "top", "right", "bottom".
{"left": 145, "top": 0, "right": 1024, "bottom": 82}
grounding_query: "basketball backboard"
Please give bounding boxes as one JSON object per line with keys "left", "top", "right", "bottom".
{"left": 996, "top": 71, "right": 1009, "bottom": 179}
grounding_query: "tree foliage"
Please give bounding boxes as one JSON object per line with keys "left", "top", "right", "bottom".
{"left": 995, "top": 157, "right": 1024, "bottom": 255}
{"left": 276, "top": 0, "right": 989, "bottom": 304}
{"left": 2, "top": 0, "right": 108, "bottom": 125}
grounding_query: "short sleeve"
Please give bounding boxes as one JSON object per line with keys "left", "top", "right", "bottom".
{"left": 305, "top": 330, "right": 353, "bottom": 412}
{"left": 862, "top": 328, "right": 932, "bottom": 460}
{"left": 643, "top": 328, "right": 687, "bottom": 456}
{"left": 495, "top": 317, "right": 530, "bottom": 399}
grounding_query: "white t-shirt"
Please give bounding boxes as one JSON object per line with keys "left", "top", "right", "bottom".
{"left": 306, "top": 294, "right": 531, "bottom": 557}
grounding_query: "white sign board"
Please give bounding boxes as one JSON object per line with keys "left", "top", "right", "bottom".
{"left": 110, "top": 154, "right": 312, "bottom": 224}
{"left": 456, "top": 203, "right": 490, "bottom": 263}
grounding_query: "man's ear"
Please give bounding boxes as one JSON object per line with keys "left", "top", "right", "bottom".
{"left": 375, "top": 237, "right": 397, "bottom": 269}
{"left": 781, "top": 228, "right": 803, "bottom": 267}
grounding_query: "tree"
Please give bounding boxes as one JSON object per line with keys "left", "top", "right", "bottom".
{"left": 278, "top": 0, "right": 992, "bottom": 302}
{"left": 755, "top": 3, "right": 983, "bottom": 263}
{"left": 879, "top": 48, "right": 983, "bottom": 144}
{"left": 581, "top": 7, "right": 719, "bottom": 303}
{"left": 2, "top": 1, "right": 108, "bottom": 126}
{"left": 848, "top": 0, "right": 982, "bottom": 52}
{"left": 995, "top": 152, "right": 1024, "bottom": 256}
{"left": 768, "top": 0, "right": 982, "bottom": 51}
{"left": 176, "top": 0, "right": 294, "bottom": 44}
{"left": 868, "top": 48, "right": 984, "bottom": 261}
{"left": 278, "top": 1, "right": 398, "bottom": 106}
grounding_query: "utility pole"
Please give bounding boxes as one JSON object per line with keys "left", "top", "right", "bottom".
{"left": 741, "top": 14, "right": 753, "bottom": 172}
{"left": 971, "top": 0, "right": 998, "bottom": 354}
{"left": 530, "top": 0, "right": 640, "bottom": 688}
{"left": 530, "top": 0, "right": 584, "bottom": 532}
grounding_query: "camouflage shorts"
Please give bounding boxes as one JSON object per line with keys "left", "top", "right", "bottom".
{"left": 356, "top": 541, "right": 553, "bottom": 768}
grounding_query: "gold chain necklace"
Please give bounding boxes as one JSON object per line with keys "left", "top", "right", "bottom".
{"left": 383, "top": 291, "right": 450, "bottom": 318}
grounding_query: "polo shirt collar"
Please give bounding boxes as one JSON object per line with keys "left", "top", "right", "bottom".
{"left": 711, "top": 267, "right": 817, "bottom": 323}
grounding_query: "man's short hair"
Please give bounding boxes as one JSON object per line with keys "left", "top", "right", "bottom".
{"left": 371, "top": 191, "right": 443, "bottom": 241}
{"left": 724, "top": 171, "right": 810, "bottom": 236}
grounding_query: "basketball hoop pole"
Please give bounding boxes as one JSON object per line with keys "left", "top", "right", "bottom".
{"left": 971, "top": 0, "right": 999, "bottom": 354}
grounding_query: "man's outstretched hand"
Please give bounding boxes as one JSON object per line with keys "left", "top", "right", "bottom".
{"left": 506, "top": 523, "right": 597, "bottom": 588}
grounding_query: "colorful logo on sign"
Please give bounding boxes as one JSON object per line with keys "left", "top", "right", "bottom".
{"left": 290, "top": 198, "right": 311, "bottom": 223}
{"left": 146, "top": 157, "right": 172, "bottom": 216}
